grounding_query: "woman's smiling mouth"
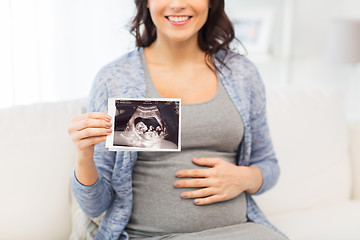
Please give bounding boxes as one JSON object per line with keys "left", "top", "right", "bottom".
{"left": 166, "top": 15, "right": 192, "bottom": 25}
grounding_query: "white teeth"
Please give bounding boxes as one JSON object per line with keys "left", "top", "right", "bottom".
{"left": 168, "top": 16, "right": 190, "bottom": 22}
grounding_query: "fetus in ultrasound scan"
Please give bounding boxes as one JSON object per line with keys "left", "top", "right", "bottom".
{"left": 114, "top": 105, "right": 177, "bottom": 150}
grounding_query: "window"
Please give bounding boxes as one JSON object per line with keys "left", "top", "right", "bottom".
{"left": 0, "top": 0, "right": 135, "bottom": 108}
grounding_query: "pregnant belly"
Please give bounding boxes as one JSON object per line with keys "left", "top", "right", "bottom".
{"left": 125, "top": 151, "right": 247, "bottom": 235}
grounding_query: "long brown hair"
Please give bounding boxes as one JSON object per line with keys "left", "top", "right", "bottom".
{"left": 130, "top": 0, "right": 237, "bottom": 70}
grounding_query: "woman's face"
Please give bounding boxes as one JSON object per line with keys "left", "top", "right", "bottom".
{"left": 147, "top": 0, "right": 210, "bottom": 44}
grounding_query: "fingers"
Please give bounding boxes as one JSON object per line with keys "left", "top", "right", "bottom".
{"left": 180, "top": 187, "right": 214, "bottom": 199}
{"left": 175, "top": 158, "right": 223, "bottom": 178}
{"left": 68, "top": 112, "right": 112, "bottom": 152}
{"left": 174, "top": 158, "right": 244, "bottom": 206}
{"left": 194, "top": 195, "right": 226, "bottom": 206}
{"left": 174, "top": 178, "right": 211, "bottom": 188}
{"left": 174, "top": 179, "right": 222, "bottom": 205}
{"left": 192, "top": 157, "right": 222, "bottom": 167}
{"left": 70, "top": 119, "right": 112, "bottom": 133}
{"left": 69, "top": 114, "right": 111, "bottom": 132}
{"left": 71, "top": 112, "right": 111, "bottom": 123}
{"left": 179, "top": 188, "right": 228, "bottom": 206}
{"left": 69, "top": 120, "right": 112, "bottom": 143}
{"left": 75, "top": 136, "right": 108, "bottom": 151}
{"left": 71, "top": 127, "right": 112, "bottom": 142}
{"left": 68, "top": 112, "right": 111, "bottom": 134}
{"left": 176, "top": 168, "right": 211, "bottom": 178}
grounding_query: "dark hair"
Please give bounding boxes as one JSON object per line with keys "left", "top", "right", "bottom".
{"left": 130, "top": 0, "right": 237, "bottom": 71}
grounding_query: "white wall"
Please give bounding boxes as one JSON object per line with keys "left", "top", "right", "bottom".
{"left": 289, "top": 0, "right": 360, "bottom": 118}
{"left": 53, "top": 0, "right": 136, "bottom": 102}
{"left": 3, "top": 0, "right": 359, "bottom": 117}
{"left": 291, "top": 0, "right": 360, "bottom": 58}
{"left": 226, "top": 0, "right": 360, "bottom": 118}
{"left": 0, "top": 0, "right": 136, "bottom": 108}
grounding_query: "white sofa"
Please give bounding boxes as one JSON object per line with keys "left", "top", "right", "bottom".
{"left": 1, "top": 88, "right": 359, "bottom": 240}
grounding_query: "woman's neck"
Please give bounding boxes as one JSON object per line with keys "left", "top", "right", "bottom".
{"left": 144, "top": 38, "right": 206, "bottom": 67}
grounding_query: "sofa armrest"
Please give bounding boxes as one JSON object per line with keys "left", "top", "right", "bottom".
{"left": 349, "top": 120, "right": 360, "bottom": 200}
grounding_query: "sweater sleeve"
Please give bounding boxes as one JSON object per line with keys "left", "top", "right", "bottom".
{"left": 248, "top": 66, "right": 280, "bottom": 195}
{"left": 71, "top": 65, "right": 116, "bottom": 218}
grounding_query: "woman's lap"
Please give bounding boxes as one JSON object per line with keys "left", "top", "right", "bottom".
{"left": 129, "top": 222, "right": 286, "bottom": 240}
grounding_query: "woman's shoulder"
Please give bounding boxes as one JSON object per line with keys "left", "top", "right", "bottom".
{"left": 89, "top": 48, "right": 145, "bottom": 100}
{"left": 216, "top": 50, "right": 258, "bottom": 73}
{"left": 215, "top": 50, "right": 260, "bottom": 83}
{"left": 215, "top": 50, "right": 265, "bottom": 102}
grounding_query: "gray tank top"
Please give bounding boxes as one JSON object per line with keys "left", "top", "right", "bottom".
{"left": 125, "top": 50, "right": 246, "bottom": 238}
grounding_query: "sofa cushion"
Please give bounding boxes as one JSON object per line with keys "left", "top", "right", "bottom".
{"left": 349, "top": 120, "right": 360, "bottom": 200}
{"left": 0, "top": 99, "right": 86, "bottom": 240}
{"left": 268, "top": 201, "right": 360, "bottom": 240}
{"left": 254, "top": 88, "right": 351, "bottom": 215}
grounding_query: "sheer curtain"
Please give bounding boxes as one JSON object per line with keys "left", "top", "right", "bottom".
{"left": 0, "top": 0, "right": 135, "bottom": 108}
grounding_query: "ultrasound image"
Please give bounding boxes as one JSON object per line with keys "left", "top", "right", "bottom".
{"left": 113, "top": 100, "right": 180, "bottom": 150}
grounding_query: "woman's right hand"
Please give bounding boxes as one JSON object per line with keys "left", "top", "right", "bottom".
{"left": 68, "top": 112, "right": 112, "bottom": 161}
{"left": 68, "top": 112, "right": 112, "bottom": 185}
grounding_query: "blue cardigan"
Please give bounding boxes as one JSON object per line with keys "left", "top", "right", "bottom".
{"left": 72, "top": 48, "right": 281, "bottom": 240}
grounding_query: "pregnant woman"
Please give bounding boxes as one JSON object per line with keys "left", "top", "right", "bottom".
{"left": 67, "top": 0, "right": 287, "bottom": 239}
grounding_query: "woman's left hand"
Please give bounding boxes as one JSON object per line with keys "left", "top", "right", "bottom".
{"left": 173, "top": 158, "right": 263, "bottom": 205}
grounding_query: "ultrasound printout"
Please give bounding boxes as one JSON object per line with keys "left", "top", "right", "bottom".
{"left": 106, "top": 98, "right": 181, "bottom": 151}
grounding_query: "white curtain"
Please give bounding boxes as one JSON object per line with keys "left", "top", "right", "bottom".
{"left": 0, "top": 0, "right": 135, "bottom": 108}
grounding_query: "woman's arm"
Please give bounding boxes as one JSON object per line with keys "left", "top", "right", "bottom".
{"left": 247, "top": 66, "right": 280, "bottom": 195}
{"left": 68, "top": 112, "right": 112, "bottom": 186}
{"left": 245, "top": 166, "right": 263, "bottom": 194}
{"left": 69, "top": 67, "right": 117, "bottom": 217}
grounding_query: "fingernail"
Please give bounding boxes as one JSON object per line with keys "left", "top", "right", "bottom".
{"left": 174, "top": 181, "right": 180, "bottom": 187}
{"left": 181, "top": 193, "right": 188, "bottom": 198}
{"left": 176, "top": 171, "right": 182, "bottom": 177}
{"left": 106, "top": 129, "right": 112, "bottom": 133}
{"left": 105, "top": 115, "right": 112, "bottom": 121}
{"left": 106, "top": 122, "right": 112, "bottom": 127}
{"left": 194, "top": 199, "right": 200, "bottom": 205}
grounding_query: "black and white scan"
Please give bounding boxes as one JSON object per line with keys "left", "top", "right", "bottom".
{"left": 106, "top": 98, "right": 181, "bottom": 151}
